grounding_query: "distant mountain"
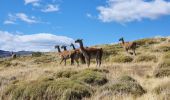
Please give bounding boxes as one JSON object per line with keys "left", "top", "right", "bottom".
{"left": 0, "top": 50, "right": 11, "bottom": 58}
{"left": 15, "top": 51, "right": 32, "bottom": 56}
{"left": 0, "top": 50, "right": 32, "bottom": 58}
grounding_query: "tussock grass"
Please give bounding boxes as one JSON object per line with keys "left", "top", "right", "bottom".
{"left": 153, "top": 43, "right": 170, "bottom": 52}
{"left": 110, "top": 55, "right": 133, "bottom": 63}
{"left": 134, "top": 54, "right": 157, "bottom": 62}
{"left": 0, "top": 37, "right": 170, "bottom": 100}
{"left": 163, "top": 51, "right": 170, "bottom": 59}
{"left": 2, "top": 78, "right": 92, "bottom": 100}
{"left": 153, "top": 52, "right": 170, "bottom": 78}
{"left": 134, "top": 38, "right": 159, "bottom": 46}
{"left": 32, "top": 52, "right": 42, "bottom": 57}
{"left": 33, "top": 55, "right": 56, "bottom": 64}
{"left": 71, "top": 69, "right": 108, "bottom": 86}
{"left": 153, "top": 59, "right": 170, "bottom": 77}
{"left": 0, "top": 60, "right": 12, "bottom": 67}
{"left": 153, "top": 81, "right": 170, "bottom": 100}
{"left": 102, "top": 76, "right": 146, "bottom": 97}
{"left": 53, "top": 69, "right": 78, "bottom": 78}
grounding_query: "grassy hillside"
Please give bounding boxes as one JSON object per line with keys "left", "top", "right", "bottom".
{"left": 0, "top": 37, "right": 170, "bottom": 100}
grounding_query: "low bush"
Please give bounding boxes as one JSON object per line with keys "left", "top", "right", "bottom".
{"left": 118, "top": 75, "right": 137, "bottom": 82}
{"left": 134, "top": 38, "right": 158, "bottom": 46}
{"left": 153, "top": 59, "right": 170, "bottom": 77}
{"left": 163, "top": 52, "right": 170, "bottom": 59}
{"left": 53, "top": 70, "right": 78, "bottom": 78}
{"left": 110, "top": 55, "right": 133, "bottom": 63}
{"left": 134, "top": 54, "right": 157, "bottom": 62}
{"left": 154, "top": 43, "right": 170, "bottom": 52}
{"left": 0, "top": 60, "right": 12, "bottom": 67}
{"left": 2, "top": 78, "right": 92, "bottom": 100}
{"left": 103, "top": 76, "right": 146, "bottom": 96}
{"left": 153, "top": 81, "right": 170, "bottom": 100}
{"left": 71, "top": 69, "right": 108, "bottom": 86}
{"left": 33, "top": 55, "right": 56, "bottom": 64}
{"left": 32, "top": 52, "right": 42, "bottom": 57}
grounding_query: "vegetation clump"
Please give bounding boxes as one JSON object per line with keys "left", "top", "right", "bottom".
{"left": 71, "top": 69, "right": 108, "bottom": 86}
{"left": 33, "top": 55, "right": 56, "bottom": 64}
{"left": 154, "top": 43, "right": 170, "bottom": 52}
{"left": 153, "top": 51, "right": 170, "bottom": 77}
{"left": 134, "top": 38, "right": 158, "bottom": 46}
{"left": 32, "top": 52, "right": 42, "bottom": 57}
{"left": 153, "top": 59, "right": 170, "bottom": 77}
{"left": 53, "top": 70, "right": 78, "bottom": 78}
{"left": 163, "top": 51, "right": 170, "bottom": 59}
{"left": 0, "top": 60, "right": 11, "bottom": 67}
{"left": 111, "top": 55, "right": 133, "bottom": 63}
{"left": 118, "top": 75, "right": 137, "bottom": 82}
{"left": 153, "top": 81, "right": 170, "bottom": 100}
{"left": 103, "top": 76, "right": 146, "bottom": 96}
{"left": 2, "top": 78, "right": 92, "bottom": 100}
{"left": 134, "top": 54, "right": 157, "bottom": 62}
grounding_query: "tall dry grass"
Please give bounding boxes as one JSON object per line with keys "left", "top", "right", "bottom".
{"left": 0, "top": 37, "right": 169, "bottom": 100}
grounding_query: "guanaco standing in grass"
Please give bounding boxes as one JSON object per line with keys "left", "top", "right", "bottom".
{"left": 70, "top": 43, "right": 86, "bottom": 64}
{"left": 119, "top": 37, "right": 137, "bottom": 55}
{"left": 54, "top": 45, "right": 70, "bottom": 66}
{"left": 75, "top": 39, "right": 103, "bottom": 67}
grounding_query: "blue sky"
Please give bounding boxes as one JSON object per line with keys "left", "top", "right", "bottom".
{"left": 0, "top": 0, "right": 170, "bottom": 51}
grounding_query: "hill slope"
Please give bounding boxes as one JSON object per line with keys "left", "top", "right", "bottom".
{"left": 0, "top": 37, "right": 170, "bottom": 100}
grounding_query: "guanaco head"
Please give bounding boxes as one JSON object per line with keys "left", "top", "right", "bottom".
{"left": 54, "top": 45, "right": 60, "bottom": 49}
{"left": 75, "top": 39, "right": 83, "bottom": 43}
{"left": 70, "top": 43, "right": 74, "bottom": 47}
{"left": 61, "top": 45, "right": 67, "bottom": 51}
{"left": 70, "top": 43, "right": 76, "bottom": 50}
{"left": 119, "top": 37, "right": 124, "bottom": 42}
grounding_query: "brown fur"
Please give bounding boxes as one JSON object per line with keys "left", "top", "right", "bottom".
{"left": 75, "top": 39, "right": 103, "bottom": 67}
{"left": 70, "top": 43, "right": 86, "bottom": 65}
{"left": 119, "top": 37, "right": 137, "bottom": 55}
{"left": 55, "top": 45, "right": 71, "bottom": 66}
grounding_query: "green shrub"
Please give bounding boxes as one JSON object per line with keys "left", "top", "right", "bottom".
{"left": 53, "top": 70, "right": 78, "bottom": 78}
{"left": 32, "top": 52, "right": 42, "bottom": 57}
{"left": 71, "top": 69, "right": 108, "bottom": 86}
{"left": 153, "top": 59, "right": 170, "bottom": 77}
{"left": 110, "top": 55, "right": 133, "bottom": 63}
{"left": 2, "top": 78, "right": 92, "bottom": 100}
{"left": 118, "top": 75, "right": 137, "bottom": 82}
{"left": 103, "top": 76, "right": 145, "bottom": 96}
{"left": 134, "top": 54, "right": 157, "bottom": 62}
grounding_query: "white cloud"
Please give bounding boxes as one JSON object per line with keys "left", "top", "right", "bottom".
{"left": 41, "top": 4, "right": 59, "bottom": 12}
{"left": 4, "top": 20, "right": 16, "bottom": 25}
{"left": 24, "top": 0, "right": 39, "bottom": 4}
{"left": 4, "top": 13, "right": 39, "bottom": 24}
{"left": 86, "top": 13, "right": 93, "bottom": 18}
{"left": 97, "top": 0, "right": 170, "bottom": 23}
{"left": 16, "top": 13, "right": 38, "bottom": 24}
{"left": 32, "top": 2, "right": 40, "bottom": 7}
{"left": 0, "top": 31, "right": 74, "bottom": 52}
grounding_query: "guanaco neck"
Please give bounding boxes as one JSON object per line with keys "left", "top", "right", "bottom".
{"left": 121, "top": 39, "right": 125, "bottom": 44}
{"left": 56, "top": 47, "right": 61, "bottom": 52}
{"left": 79, "top": 41, "right": 85, "bottom": 50}
{"left": 63, "top": 47, "right": 67, "bottom": 51}
{"left": 71, "top": 45, "right": 76, "bottom": 50}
